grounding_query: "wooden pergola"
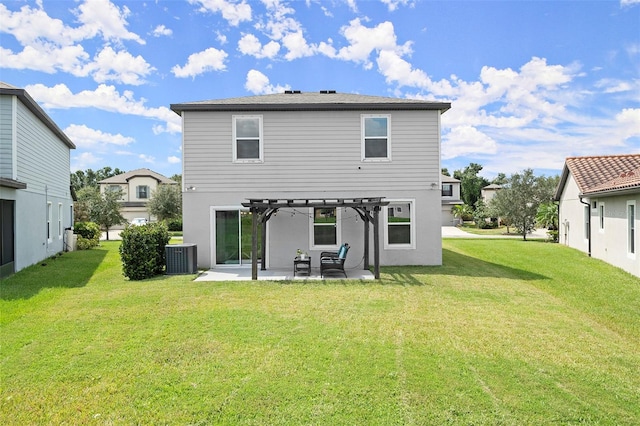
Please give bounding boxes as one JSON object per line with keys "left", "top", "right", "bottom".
{"left": 241, "top": 198, "right": 390, "bottom": 280}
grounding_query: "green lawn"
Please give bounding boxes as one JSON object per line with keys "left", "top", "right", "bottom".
{"left": 1, "top": 240, "right": 639, "bottom": 425}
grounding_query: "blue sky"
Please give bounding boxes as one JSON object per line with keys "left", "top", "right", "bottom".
{"left": 1, "top": 0, "right": 639, "bottom": 179}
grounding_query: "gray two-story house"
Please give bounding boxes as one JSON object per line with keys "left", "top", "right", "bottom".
{"left": 1, "top": 82, "right": 75, "bottom": 277}
{"left": 171, "top": 91, "right": 450, "bottom": 276}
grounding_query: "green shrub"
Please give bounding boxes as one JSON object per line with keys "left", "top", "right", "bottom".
{"left": 74, "top": 222, "right": 100, "bottom": 249}
{"left": 119, "top": 223, "right": 170, "bottom": 280}
{"left": 166, "top": 217, "right": 182, "bottom": 232}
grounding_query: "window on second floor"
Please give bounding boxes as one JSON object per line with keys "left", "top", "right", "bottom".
{"left": 233, "top": 115, "right": 263, "bottom": 162}
{"left": 442, "top": 184, "right": 453, "bottom": 197}
{"left": 137, "top": 185, "right": 149, "bottom": 199}
{"left": 362, "top": 115, "right": 391, "bottom": 161}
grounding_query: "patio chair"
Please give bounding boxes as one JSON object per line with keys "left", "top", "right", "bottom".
{"left": 320, "top": 243, "right": 349, "bottom": 278}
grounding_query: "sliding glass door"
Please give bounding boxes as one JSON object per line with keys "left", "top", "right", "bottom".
{"left": 215, "top": 209, "right": 260, "bottom": 266}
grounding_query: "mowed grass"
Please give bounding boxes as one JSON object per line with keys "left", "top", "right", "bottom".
{"left": 1, "top": 240, "right": 639, "bottom": 425}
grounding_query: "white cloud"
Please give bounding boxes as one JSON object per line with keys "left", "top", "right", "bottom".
{"left": 139, "top": 154, "right": 156, "bottom": 163}
{"left": 152, "top": 25, "right": 173, "bottom": 37}
{"left": 237, "top": 33, "right": 280, "bottom": 59}
{"left": 244, "top": 69, "right": 289, "bottom": 95}
{"left": 72, "top": 151, "right": 102, "bottom": 171}
{"left": 25, "top": 83, "right": 182, "bottom": 134}
{"left": 87, "top": 46, "right": 155, "bottom": 85}
{"left": 168, "top": 156, "right": 181, "bottom": 164}
{"left": 621, "top": 0, "right": 640, "bottom": 7}
{"left": 615, "top": 108, "right": 640, "bottom": 139}
{"left": 189, "top": 0, "right": 252, "bottom": 26}
{"left": 0, "top": 1, "right": 150, "bottom": 84}
{"left": 64, "top": 124, "right": 134, "bottom": 148}
{"left": 334, "top": 19, "right": 409, "bottom": 66}
{"left": 73, "top": 0, "right": 145, "bottom": 45}
{"left": 281, "top": 31, "right": 315, "bottom": 60}
{"left": 380, "top": 0, "right": 414, "bottom": 12}
{"left": 442, "top": 126, "right": 498, "bottom": 160}
{"left": 172, "top": 47, "right": 228, "bottom": 78}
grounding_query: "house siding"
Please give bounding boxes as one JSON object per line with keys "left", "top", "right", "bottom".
{"left": 590, "top": 194, "right": 640, "bottom": 277}
{"left": 0, "top": 95, "right": 15, "bottom": 178}
{"left": 1, "top": 94, "right": 73, "bottom": 272}
{"left": 182, "top": 108, "right": 443, "bottom": 270}
{"left": 558, "top": 174, "right": 590, "bottom": 253}
{"left": 182, "top": 110, "right": 440, "bottom": 193}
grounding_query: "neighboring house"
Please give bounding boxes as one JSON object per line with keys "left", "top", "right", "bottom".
{"left": 554, "top": 154, "right": 640, "bottom": 278}
{"left": 0, "top": 82, "right": 76, "bottom": 278}
{"left": 98, "top": 168, "right": 177, "bottom": 227}
{"left": 481, "top": 183, "right": 502, "bottom": 204}
{"left": 441, "top": 174, "right": 463, "bottom": 225}
{"left": 171, "top": 91, "right": 450, "bottom": 274}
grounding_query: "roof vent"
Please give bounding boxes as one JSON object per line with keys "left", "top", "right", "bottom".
{"left": 284, "top": 90, "right": 301, "bottom": 94}
{"left": 320, "top": 90, "right": 336, "bottom": 94}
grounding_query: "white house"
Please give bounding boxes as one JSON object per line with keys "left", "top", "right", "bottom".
{"left": 171, "top": 91, "right": 450, "bottom": 278}
{"left": 441, "top": 174, "right": 463, "bottom": 225}
{"left": 0, "top": 82, "right": 76, "bottom": 277}
{"left": 555, "top": 154, "right": 640, "bottom": 278}
{"left": 98, "top": 168, "right": 177, "bottom": 227}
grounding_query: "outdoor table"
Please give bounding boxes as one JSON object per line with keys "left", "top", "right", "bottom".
{"left": 293, "top": 256, "right": 311, "bottom": 276}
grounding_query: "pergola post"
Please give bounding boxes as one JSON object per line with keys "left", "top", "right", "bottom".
{"left": 251, "top": 207, "right": 258, "bottom": 280}
{"left": 373, "top": 206, "right": 380, "bottom": 279}
{"left": 363, "top": 209, "right": 370, "bottom": 270}
{"left": 261, "top": 217, "right": 267, "bottom": 271}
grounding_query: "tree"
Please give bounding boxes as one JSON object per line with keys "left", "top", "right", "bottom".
{"left": 148, "top": 184, "right": 182, "bottom": 222}
{"left": 71, "top": 167, "right": 125, "bottom": 192}
{"left": 451, "top": 204, "right": 472, "bottom": 224}
{"left": 453, "top": 163, "right": 490, "bottom": 208}
{"left": 441, "top": 168, "right": 450, "bottom": 177}
{"left": 491, "top": 173, "right": 508, "bottom": 186}
{"left": 488, "top": 169, "right": 558, "bottom": 240}
{"left": 536, "top": 202, "right": 559, "bottom": 231}
{"left": 75, "top": 186, "right": 126, "bottom": 240}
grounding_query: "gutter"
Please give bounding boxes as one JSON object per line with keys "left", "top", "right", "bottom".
{"left": 579, "top": 196, "right": 591, "bottom": 257}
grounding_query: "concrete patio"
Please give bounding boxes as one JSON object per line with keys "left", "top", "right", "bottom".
{"left": 195, "top": 267, "right": 375, "bottom": 281}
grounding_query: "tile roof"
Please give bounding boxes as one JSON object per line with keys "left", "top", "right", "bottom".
{"left": 171, "top": 91, "right": 451, "bottom": 113}
{"left": 558, "top": 154, "right": 640, "bottom": 197}
{"left": 98, "top": 168, "right": 177, "bottom": 184}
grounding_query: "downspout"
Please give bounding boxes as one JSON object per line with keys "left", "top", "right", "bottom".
{"left": 579, "top": 196, "right": 591, "bottom": 257}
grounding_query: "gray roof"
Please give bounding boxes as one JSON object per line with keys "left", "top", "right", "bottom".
{"left": 441, "top": 174, "right": 460, "bottom": 183}
{"left": 0, "top": 82, "right": 75, "bottom": 149}
{"left": 98, "top": 168, "right": 177, "bottom": 185}
{"left": 171, "top": 91, "right": 451, "bottom": 114}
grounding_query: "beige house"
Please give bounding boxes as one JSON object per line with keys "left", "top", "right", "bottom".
{"left": 98, "top": 168, "right": 177, "bottom": 228}
{"left": 481, "top": 183, "right": 502, "bottom": 204}
{"left": 441, "top": 174, "right": 463, "bottom": 225}
{"left": 554, "top": 154, "right": 640, "bottom": 278}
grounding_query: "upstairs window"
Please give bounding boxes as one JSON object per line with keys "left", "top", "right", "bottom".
{"left": 442, "top": 184, "right": 453, "bottom": 197}
{"left": 137, "top": 185, "right": 149, "bottom": 199}
{"left": 233, "top": 116, "right": 263, "bottom": 162}
{"left": 362, "top": 115, "right": 391, "bottom": 161}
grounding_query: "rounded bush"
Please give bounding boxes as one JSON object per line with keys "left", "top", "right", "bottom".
{"left": 119, "top": 222, "right": 170, "bottom": 280}
{"left": 167, "top": 218, "right": 183, "bottom": 232}
{"left": 74, "top": 222, "right": 101, "bottom": 249}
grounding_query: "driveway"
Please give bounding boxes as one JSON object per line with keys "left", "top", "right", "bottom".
{"left": 442, "top": 226, "right": 548, "bottom": 239}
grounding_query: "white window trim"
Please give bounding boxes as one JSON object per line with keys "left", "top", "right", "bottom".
{"left": 309, "top": 207, "right": 342, "bottom": 250}
{"left": 232, "top": 115, "right": 264, "bottom": 163}
{"left": 58, "top": 203, "right": 63, "bottom": 240}
{"left": 598, "top": 201, "right": 605, "bottom": 233}
{"left": 361, "top": 114, "right": 391, "bottom": 162}
{"left": 47, "top": 202, "right": 52, "bottom": 243}
{"left": 137, "top": 185, "right": 149, "bottom": 200}
{"left": 383, "top": 199, "right": 416, "bottom": 250}
{"left": 627, "top": 200, "right": 636, "bottom": 259}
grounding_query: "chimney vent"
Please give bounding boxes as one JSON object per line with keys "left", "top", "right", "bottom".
{"left": 284, "top": 90, "right": 301, "bottom": 94}
{"left": 320, "top": 90, "right": 336, "bottom": 94}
